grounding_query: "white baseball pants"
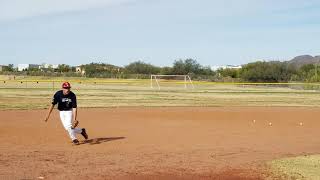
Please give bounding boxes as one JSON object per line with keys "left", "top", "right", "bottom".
{"left": 59, "top": 111, "right": 82, "bottom": 141}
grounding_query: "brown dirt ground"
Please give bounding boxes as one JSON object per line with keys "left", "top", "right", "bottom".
{"left": 1, "top": 107, "right": 320, "bottom": 179}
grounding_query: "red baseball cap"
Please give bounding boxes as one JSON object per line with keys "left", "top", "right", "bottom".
{"left": 62, "top": 82, "right": 71, "bottom": 89}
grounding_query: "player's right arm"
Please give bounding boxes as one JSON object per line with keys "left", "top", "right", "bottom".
{"left": 45, "top": 104, "right": 54, "bottom": 122}
{"left": 45, "top": 93, "right": 58, "bottom": 122}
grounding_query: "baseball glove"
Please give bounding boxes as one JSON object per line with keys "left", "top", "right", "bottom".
{"left": 71, "top": 120, "right": 79, "bottom": 129}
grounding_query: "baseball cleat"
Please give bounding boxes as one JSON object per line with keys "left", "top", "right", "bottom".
{"left": 72, "top": 139, "right": 80, "bottom": 145}
{"left": 81, "top": 128, "right": 88, "bottom": 140}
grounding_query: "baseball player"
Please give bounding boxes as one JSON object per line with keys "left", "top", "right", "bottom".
{"left": 44, "top": 82, "right": 88, "bottom": 145}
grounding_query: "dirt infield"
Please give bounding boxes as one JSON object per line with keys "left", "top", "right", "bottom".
{"left": 1, "top": 107, "right": 320, "bottom": 179}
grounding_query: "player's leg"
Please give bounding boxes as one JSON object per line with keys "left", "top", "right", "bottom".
{"left": 72, "top": 127, "right": 88, "bottom": 138}
{"left": 70, "top": 113, "right": 89, "bottom": 140}
{"left": 72, "top": 128, "right": 82, "bottom": 134}
{"left": 59, "top": 111, "right": 79, "bottom": 144}
{"left": 72, "top": 126, "right": 88, "bottom": 140}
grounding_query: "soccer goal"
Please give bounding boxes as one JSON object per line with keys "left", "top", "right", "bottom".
{"left": 150, "top": 75, "right": 194, "bottom": 90}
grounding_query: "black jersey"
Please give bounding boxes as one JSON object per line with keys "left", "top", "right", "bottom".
{"left": 52, "top": 90, "right": 77, "bottom": 111}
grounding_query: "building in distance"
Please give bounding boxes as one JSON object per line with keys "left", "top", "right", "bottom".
{"left": 18, "top": 64, "right": 41, "bottom": 71}
{"left": 0, "top": 65, "right": 8, "bottom": 72}
{"left": 211, "top": 65, "right": 242, "bottom": 71}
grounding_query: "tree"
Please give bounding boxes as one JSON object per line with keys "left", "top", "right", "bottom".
{"left": 3, "top": 64, "right": 14, "bottom": 72}
{"left": 239, "top": 61, "right": 295, "bottom": 82}
{"left": 81, "top": 62, "right": 123, "bottom": 77}
{"left": 125, "top": 61, "right": 160, "bottom": 74}
{"left": 160, "top": 66, "right": 173, "bottom": 75}
{"left": 28, "top": 66, "right": 40, "bottom": 72}
{"left": 172, "top": 59, "right": 202, "bottom": 75}
{"left": 217, "top": 68, "right": 240, "bottom": 78}
{"left": 199, "top": 66, "right": 215, "bottom": 76}
{"left": 57, "top": 64, "right": 71, "bottom": 73}
{"left": 297, "top": 64, "right": 320, "bottom": 82}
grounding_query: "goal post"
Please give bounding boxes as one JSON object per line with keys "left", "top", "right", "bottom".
{"left": 150, "top": 75, "right": 194, "bottom": 90}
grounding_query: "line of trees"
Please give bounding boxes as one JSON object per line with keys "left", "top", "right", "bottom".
{"left": 77, "top": 59, "right": 216, "bottom": 80}
{"left": 225, "top": 61, "right": 320, "bottom": 82}
{"left": 2, "top": 59, "right": 320, "bottom": 82}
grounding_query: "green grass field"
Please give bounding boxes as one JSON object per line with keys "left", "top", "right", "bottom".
{"left": 1, "top": 75, "right": 320, "bottom": 110}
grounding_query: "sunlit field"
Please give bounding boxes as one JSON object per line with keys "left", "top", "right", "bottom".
{"left": 1, "top": 75, "right": 320, "bottom": 110}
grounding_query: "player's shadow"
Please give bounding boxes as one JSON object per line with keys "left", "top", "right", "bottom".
{"left": 81, "top": 137, "right": 125, "bottom": 145}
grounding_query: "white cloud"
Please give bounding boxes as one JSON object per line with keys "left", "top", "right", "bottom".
{"left": 0, "top": 0, "right": 135, "bottom": 22}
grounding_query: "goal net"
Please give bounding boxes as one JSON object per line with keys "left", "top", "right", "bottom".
{"left": 150, "top": 75, "right": 194, "bottom": 90}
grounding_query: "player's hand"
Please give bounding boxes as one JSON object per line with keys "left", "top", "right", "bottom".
{"left": 71, "top": 120, "right": 79, "bottom": 129}
{"left": 44, "top": 116, "right": 49, "bottom": 122}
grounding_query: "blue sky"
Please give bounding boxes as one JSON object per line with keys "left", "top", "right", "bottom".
{"left": 0, "top": 0, "right": 319, "bottom": 67}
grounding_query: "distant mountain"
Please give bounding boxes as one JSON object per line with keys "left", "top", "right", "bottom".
{"left": 287, "top": 55, "right": 320, "bottom": 67}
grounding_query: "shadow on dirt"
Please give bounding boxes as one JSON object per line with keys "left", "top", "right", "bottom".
{"left": 81, "top": 137, "right": 125, "bottom": 145}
